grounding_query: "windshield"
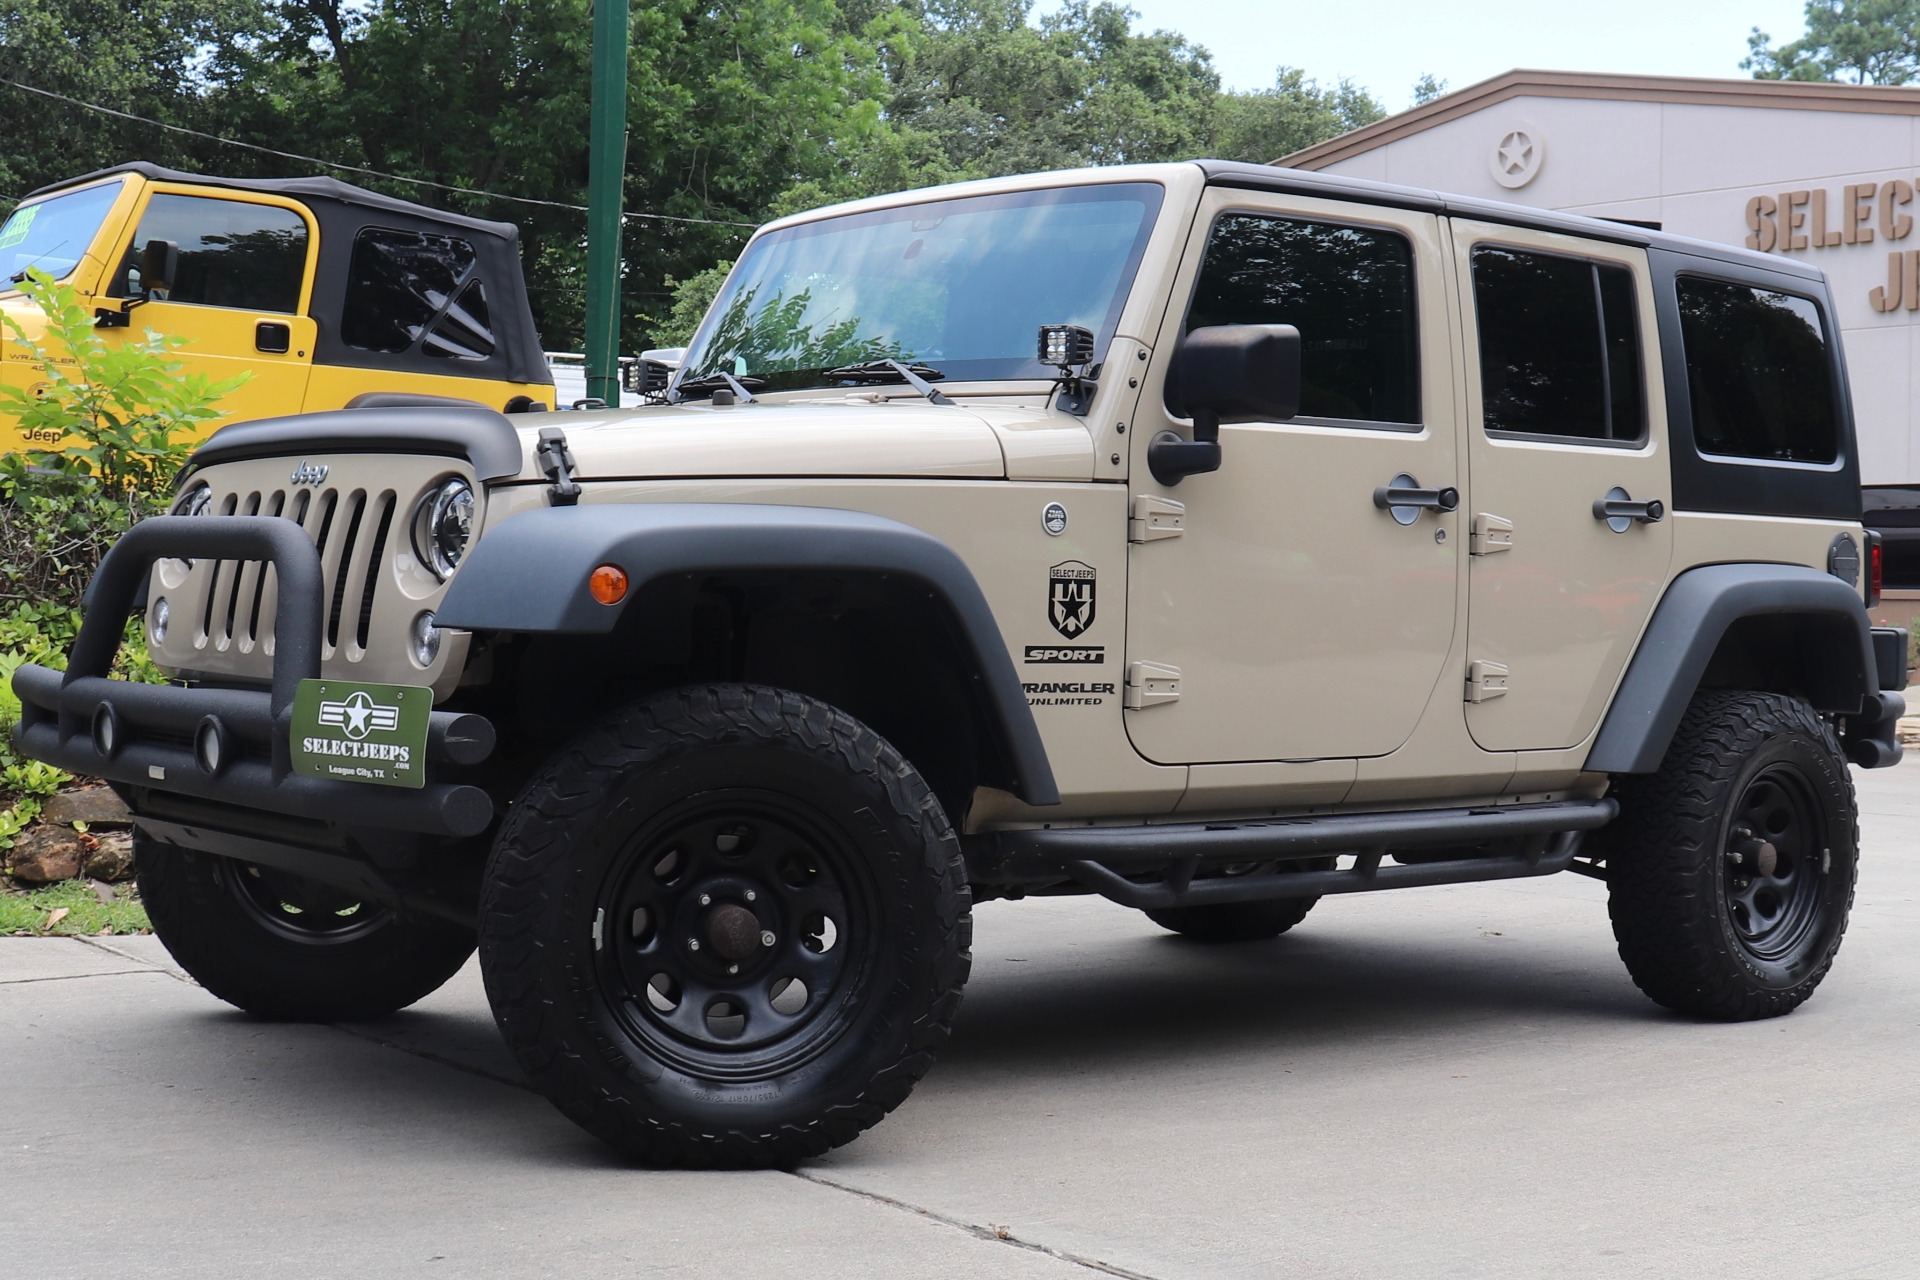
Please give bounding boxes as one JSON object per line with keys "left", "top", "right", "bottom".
{"left": 0, "top": 180, "right": 125, "bottom": 285}
{"left": 680, "top": 182, "right": 1164, "bottom": 391}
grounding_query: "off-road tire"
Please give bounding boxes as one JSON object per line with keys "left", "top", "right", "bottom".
{"left": 1604, "top": 691, "right": 1857, "bottom": 1020}
{"left": 478, "top": 684, "right": 970, "bottom": 1169}
{"left": 1145, "top": 859, "right": 1333, "bottom": 941}
{"left": 133, "top": 832, "right": 476, "bottom": 1020}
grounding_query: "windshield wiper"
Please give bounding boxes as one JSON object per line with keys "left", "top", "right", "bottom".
{"left": 822, "top": 359, "right": 955, "bottom": 406}
{"left": 7, "top": 238, "right": 71, "bottom": 285}
{"left": 671, "top": 371, "right": 763, "bottom": 404}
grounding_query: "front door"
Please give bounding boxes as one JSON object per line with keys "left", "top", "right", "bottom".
{"left": 100, "top": 189, "right": 317, "bottom": 425}
{"left": 1449, "top": 221, "right": 1674, "bottom": 752}
{"left": 1124, "top": 190, "right": 1461, "bottom": 764}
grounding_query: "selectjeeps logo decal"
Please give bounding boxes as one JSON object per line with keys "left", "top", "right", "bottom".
{"left": 318, "top": 689, "right": 400, "bottom": 741}
{"left": 290, "top": 679, "right": 432, "bottom": 790}
{"left": 1048, "top": 561, "right": 1096, "bottom": 638}
{"left": 290, "top": 461, "right": 330, "bottom": 486}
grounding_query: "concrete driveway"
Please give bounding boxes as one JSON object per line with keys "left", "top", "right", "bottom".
{"left": 6, "top": 763, "right": 1920, "bottom": 1279}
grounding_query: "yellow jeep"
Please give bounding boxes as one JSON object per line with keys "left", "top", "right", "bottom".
{"left": 0, "top": 162, "right": 554, "bottom": 451}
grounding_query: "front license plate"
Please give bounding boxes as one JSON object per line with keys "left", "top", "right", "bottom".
{"left": 290, "top": 678, "right": 433, "bottom": 790}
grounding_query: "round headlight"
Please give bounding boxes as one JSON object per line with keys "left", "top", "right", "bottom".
{"left": 171, "top": 481, "right": 213, "bottom": 518}
{"left": 412, "top": 478, "right": 474, "bottom": 580}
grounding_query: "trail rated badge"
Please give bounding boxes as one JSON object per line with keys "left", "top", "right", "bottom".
{"left": 1048, "top": 560, "right": 1097, "bottom": 638}
{"left": 291, "top": 679, "right": 432, "bottom": 789}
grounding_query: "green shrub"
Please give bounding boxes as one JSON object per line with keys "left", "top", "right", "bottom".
{"left": 0, "top": 271, "right": 244, "bottom": 857}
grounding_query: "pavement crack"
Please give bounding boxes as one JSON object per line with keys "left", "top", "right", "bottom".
{"left": 70, "top": 935, "right": 196, "bottom": 983}
{"left": 0, "top": 967, "right": 163, "bottom": 985}
{"left": 323, "top": 1022, "right": 534, "bottom": 1092}
{"left": 789, "top": 1168, "right": 1161, "bottom": 1279}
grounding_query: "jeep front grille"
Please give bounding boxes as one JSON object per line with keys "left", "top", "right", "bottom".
{"left": 146, "top": 454, "right": 475, "bottom": 689}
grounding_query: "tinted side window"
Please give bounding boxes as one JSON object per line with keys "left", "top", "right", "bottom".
{"left": 342, "top": 228, "right": 490, "bottom": 359}
{"left": 117, "top": 195, "right": 308, "bottom": 313}
{"left": 1472, "top": 247, "right": 1644, "bottom": 442}
{"left": 1184, "top": 214, "right": 1419, "bottom": 424}
{"left": 1676, "top": 277, "right": 1836, "bottom": 464}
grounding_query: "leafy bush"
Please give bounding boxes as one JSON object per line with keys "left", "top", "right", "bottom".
{"left": 0, "top": 271, "right": 243, "bottom": 854}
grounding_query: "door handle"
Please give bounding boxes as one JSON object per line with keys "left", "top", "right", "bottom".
{"left": 1593, "top": 486, "right": 1664, "bottom": 532}
{"left": 1373, "top": 473, "right": 1459, "bottom": 525}
{"left": 255, "top": 321, "right": 291, "bottom": 354}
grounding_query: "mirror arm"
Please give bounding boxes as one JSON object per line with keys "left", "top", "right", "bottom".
{"left": 93, "top": 294, "right": 148, "bottom": 329}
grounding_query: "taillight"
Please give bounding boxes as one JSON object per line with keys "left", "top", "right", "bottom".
{"left": 1868, "top": 530, "right": 1884, "bottom": 608}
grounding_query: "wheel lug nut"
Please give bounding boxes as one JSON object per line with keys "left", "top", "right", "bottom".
{"left": 745, "top": 890, "right": 756, "bottom": 902}
{"left": 699, "top": 893, "right": 712, "bottom": 907}
{"left": 760, "top": 930, "right": 776, "bottom": 947}
{"left": 688, "top": 938, "right": 701, "bottom": 951}
{"left": 728, "top": 964, "right": 739, "bottom": 975}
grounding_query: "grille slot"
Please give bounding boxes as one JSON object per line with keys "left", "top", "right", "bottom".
{"left": 325, "top": 492, "right": 367, "bottom": 652}
{"left": 355, "top": 495, "right": 396, "bottom": 654}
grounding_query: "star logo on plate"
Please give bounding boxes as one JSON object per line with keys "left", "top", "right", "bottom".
{"left": 317, "top": 690, "right": 401, "bottom": 741}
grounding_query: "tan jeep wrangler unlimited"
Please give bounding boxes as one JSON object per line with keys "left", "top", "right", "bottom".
{"left": 14, "top": 161, "right": 1909, "bottom": 1167}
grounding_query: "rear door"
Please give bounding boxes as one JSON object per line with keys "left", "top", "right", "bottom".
{"left": 1450, "top": 221, "right": 1673, "bottom": 752}
{"left": 107, "top": 189, "right": 318, "bottom": 423}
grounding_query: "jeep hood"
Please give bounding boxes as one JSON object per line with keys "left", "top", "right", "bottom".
{"left": 505, "top": 397, "right": 1096, "bottom": 484}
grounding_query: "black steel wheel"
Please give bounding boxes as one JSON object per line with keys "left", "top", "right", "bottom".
{"left": 480, "top": 684, "right": 970, "bottom": 1168}
{"left": 1144, "top": 859, "right": 1334, "bottom": 941}
{"left": 134, "top": 832, "right": 476, "bottom": 1020}
{"left": 1604, "top": 691, "right": 1858, "bottom": 1020}
{"left": 593, "top": 789, "right": 878, "bottom": 1078}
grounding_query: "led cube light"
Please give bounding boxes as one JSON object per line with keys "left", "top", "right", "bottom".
{"left": 1038, "top": 324, "right": 1095, "bottom": 369}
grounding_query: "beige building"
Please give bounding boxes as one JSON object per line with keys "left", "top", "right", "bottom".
{"left": 1284, "top": 69, "right": 1920, "bottom": 586}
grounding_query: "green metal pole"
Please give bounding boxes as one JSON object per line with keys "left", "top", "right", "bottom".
{"left": 584, "top": 0, "right": 628, "bottom": 407}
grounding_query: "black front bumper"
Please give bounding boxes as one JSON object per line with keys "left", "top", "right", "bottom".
{"left": 11, "top": 516, "right": 496, "bottom": 838}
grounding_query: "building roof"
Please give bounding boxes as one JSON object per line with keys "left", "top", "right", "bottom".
{"left": 1280, "top": 69, "right": 1920, "bottom": 170}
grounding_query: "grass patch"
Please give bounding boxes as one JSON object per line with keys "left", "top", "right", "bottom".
{"left": 0, "top": 879, "right": 149, "bottom": 937}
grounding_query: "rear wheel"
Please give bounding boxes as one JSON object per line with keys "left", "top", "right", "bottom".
{"left": 134, "top": 833, "right": 476, "bottom": 1020}
{"left": 1604, "top": 691, "right": 1857, "bottom": 1020}
{"left": 479, "top": 684, "right": 970, "bottom": 1168}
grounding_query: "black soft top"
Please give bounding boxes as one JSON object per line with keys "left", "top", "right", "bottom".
{"left": 1197, "top": 160, "right": 1821, "bottom": 282}
{"left": 28, "top": 162, "right": 521, "bottom": 241}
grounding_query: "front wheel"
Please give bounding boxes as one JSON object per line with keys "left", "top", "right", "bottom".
{"left": 134, "top": 833, "right": 476, "bottom": 1020}
{"left": 479, "top": 684, "right": 970, "bottom": 1168}
{"left": 1604, "top": 691, "right": 1858, "bottom": 1020}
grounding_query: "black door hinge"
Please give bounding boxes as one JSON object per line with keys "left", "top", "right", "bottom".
{"left": 536, "top": 427, "right": 582, "bottom": 506}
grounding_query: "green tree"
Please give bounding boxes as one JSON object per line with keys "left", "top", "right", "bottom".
{"left": 0, "top": 0, "right": 266, "bottom": 200}
{"left": 1745, "top": 1, "right": 1920, "bottom": 84}
{"left": 1412, "top": 73, "right": 1449, "bottom": 105}
{"left": 1212, "top": 67, "right": 1385, "bottom": 165}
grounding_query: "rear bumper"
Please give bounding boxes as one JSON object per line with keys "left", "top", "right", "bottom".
{"left": 10, "top": 516, "right": 496, "bottom": 838}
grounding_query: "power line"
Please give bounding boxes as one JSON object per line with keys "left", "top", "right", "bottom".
{"left": 0, "top": 76, "right": 758, "bottom": 231}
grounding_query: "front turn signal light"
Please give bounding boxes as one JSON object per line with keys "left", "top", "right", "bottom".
{"left": 590, "top": 564, "right": 629, "bottom": 605}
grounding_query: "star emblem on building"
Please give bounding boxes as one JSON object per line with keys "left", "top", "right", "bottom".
{"left": 1498, "top": 131, "right": 1534, "bottom": 175}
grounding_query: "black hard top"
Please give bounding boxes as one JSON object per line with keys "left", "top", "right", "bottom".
{"left": 27, "top": 161, "right": 521, "bottom": 244}
{"left": 1195, "top": 160, "right": 1822, "bottom": 283}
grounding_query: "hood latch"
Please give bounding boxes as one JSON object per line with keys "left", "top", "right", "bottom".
{"left": 536, "top": 427, "right": 582, "bottom": 506}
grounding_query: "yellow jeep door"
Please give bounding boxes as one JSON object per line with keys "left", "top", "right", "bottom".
{"left": 104, "top": 189, "right": 317, "bottom": 425}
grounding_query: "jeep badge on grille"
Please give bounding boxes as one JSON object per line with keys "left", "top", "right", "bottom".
{"left": 290, "top": 461, "right": 330, "bottom": 486}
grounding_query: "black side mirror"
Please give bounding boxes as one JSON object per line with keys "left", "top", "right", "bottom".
{"left": 139, "top": 239, "right": 179, "bottom": 297}
{"left": 1151, "top": 324, "right": 1301, "bottom": 485}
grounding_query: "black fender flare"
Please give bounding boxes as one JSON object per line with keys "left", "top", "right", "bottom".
{"left": 1585, "top": 563, "right": 1875, "bottom": 775}
{"left": 435, "top": 502, "right": 1060, "bottom": 806}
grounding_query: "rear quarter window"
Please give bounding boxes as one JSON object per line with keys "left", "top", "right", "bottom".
{"left": 1675, "top": 277, "right": 1837, "bottom": 464}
